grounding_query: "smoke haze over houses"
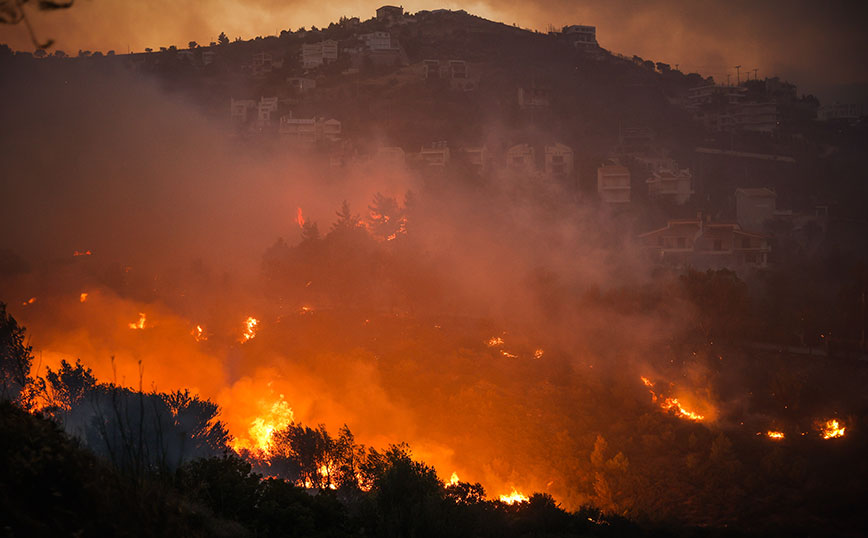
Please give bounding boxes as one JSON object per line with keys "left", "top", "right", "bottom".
{"left": 2, "top": 0, "right": 866, "bottom": 102}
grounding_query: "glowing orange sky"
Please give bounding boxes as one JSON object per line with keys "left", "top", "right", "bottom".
{"left": 2, "top": 0, "right": 866, "bottom": 98}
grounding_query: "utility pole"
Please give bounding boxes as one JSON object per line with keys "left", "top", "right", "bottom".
{"left": 735, "top": 65, "right": 741, "bottom": 85}
{"left": 752, "top": 68, "right": 758, "bottom": 81}
{"left": 726, "top": 73, "right": 731, "bottom": 85}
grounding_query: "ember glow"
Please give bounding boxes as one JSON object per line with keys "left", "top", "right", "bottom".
{"left": 240, "top": 316, "right": 259, "bottom": 342}
{"left": 79, "top": 293, "right": 88, "bottom": 303}
{"left": 820, "top": 419, "right": 846, "bottom": 439}
{"left": 449, "top": 472, "right": 460, "bottom": 486}
{"left": 73, "top": 250, "right": 92, "bottom": 256}
{"left": 766, "top": 431, "right": 785, "bottom": 440}
{"left": 499, "top": 488, "right": 529, "bottom": 504}
{"left": 21, "top": 297, "right": 35, "bottom": 306}
{"left": 128, "top": 312, "right": 147, "bottom": 330}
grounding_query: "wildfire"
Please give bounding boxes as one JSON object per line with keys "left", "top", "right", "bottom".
{"left": 192, "top": 325, "right": 207, "bottom": 342}
{"left": 73, "top": 250, "right": 92, "bottom": 256}
{"left": 296, "top": 207, "right": 305, "bottom": 228}
{"left": 299, "top": 305, "right": 313, "bottom": 315}
{"left": 766, "top": 430, "right": 785, "bottom": 440}
{"left": 499, "top": 487, "right": 529, "bottom": 505}
{"left": 241, "top": 316, "right": 259, "bottom": 342}
{"left": 449, "top": 472, "right": 460, "bottom": 486}
{"left": 533, "top": 348, "right": 544, "bottom": 359}
{"left": 22, "top": 297, "right": 36, "bottom": 306}
{"left": 820, "top": 419, "right": 846, "bottom": 439}
{"left": 500, "top": 350, "right": 518, "bottom": 359}
{"left": 233, "top": 396, "right": 294, "bottom": 454}
{"left": 79, "top": 293, "right": 88, "bottom": 303}
{"left": 128, "top": 312, "right": 147, "bottom": 330}
{"left": 640, "top": 376, "right": 705, "bottom": 421}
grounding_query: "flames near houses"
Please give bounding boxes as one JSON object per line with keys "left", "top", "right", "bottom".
{"left": 1, "top": 4, "right": 867, "bottom": 537}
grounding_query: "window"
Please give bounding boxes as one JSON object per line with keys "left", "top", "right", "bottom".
{"left": 714, "top": 239, "right": 723, "bottom": 251}
{"left": 677, "top": 237, "right": 686, "bottom": 248}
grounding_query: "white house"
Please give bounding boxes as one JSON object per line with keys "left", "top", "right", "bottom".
{"left": 462, "top": 146, "right": 487, "bottom": 174}
{"left": 287, "top": 77, "right": 316, "bottom": 93}
{"left": 597, "top": 163, "right": 631, "bottom": 204}
{"left": 562, "top": 25, "right": 597, "bottom": 48}
{"left": 420, "top": 141, "right": 450, "bottom": 167}
{"left": 279, "top": 115, "right": 317, "bottom": 143}
{"left": 544, "top": 143, "right": 573, "bottom": 178}
{"left": 301, "top": 40, "right": 338, "bottom": 69}
{"left": 376, "top": 146, "right": 406, "bottom": 167}
{"left": 647, "top": 167, "right": 693, "bottom": 205}
{"left": 639, "top": 217, "right": 770, "bottom": 269}
{"left": 360, "top": 32, "right": 395, "bottom": 51}
{"left": 736, "top": 187, "right": 777, "bottom": 231}
{"left": 505, "top": 144, "right": 536, "bottom": 173}
{"left": 256, "top": 96, "right": 279, "bottom": 128}
{"left": 230, "top": 98, "right": 256, "bottom": 123}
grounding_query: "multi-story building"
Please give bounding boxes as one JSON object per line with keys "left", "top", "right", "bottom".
{"left": 646, "top": 167, "right": 693, "bottom": 205}
{"left": 639, "top": 216, "right": 770, "bottom": 269}
{"left": 597, "top": 163, "right": 631, "bottom": 204}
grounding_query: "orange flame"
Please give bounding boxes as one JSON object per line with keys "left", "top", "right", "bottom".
{"left": 73, "top": 250, "right": 92, "bottom": 256}
{"left": 533, "top": 348, "right": 544, "bottom": 359}
{"left": 487, "top": 336, "right": 504, "bottom": 347}
{"left": 449, "top": 472, "right": 460, "bottom": 486}
{"left": 640, "top": 376, "right": 705, "bottom": 421}
{"left": 233, "top": 395, "right": 294, "bottom": 454}
{"left": 766, "top": 430, "right": 785, "bottom": 440}
{"left": 296, "top": 207, "right": 305, "bottom": 228}
{"left": 820, "top": 419, "right": 845, "bottom": 439}
{"left": 499, "top": 487, "right": 529, "bottom": 504}
{"left": 241, "top": 316, "right": 259, "bottom": 342}
{"left": 22, "top": 297, "right": 36, "bottom": 306}
{"left": 79, "top": 293, "right": 88, "bottom": 303}
{"left": 128, "top": 312, "right": 146, "bottom": 330}
{"left": 192, "top": 325, "right": 207, "bottom": 342}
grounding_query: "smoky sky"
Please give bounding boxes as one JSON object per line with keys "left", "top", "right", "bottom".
{"left": 2, "top": 0, "right": 866, "bottom": 100}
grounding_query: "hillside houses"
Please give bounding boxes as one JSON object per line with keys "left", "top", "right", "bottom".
{"left": 301, "top": 40, "right": 338, "bottom": 69}
{"left": 646, "top": 167, "right": 693, "bottom": 205}
{"left": 639, "top": 216, "right": 770, "bottom": 269}
{"left": 597, "top": 163, "right": 631, "bottom": 204}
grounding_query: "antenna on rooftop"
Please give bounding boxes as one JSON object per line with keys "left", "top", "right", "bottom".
{"left": 735, "top": 65, "right": 741, "bottom": 85}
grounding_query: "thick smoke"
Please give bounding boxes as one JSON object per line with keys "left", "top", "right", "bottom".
{"left": 1, "top": 61, "right": 715, "bottom": 508}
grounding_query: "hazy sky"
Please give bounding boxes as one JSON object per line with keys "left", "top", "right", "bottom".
{"left": 2, "top": 0, "right": 866, "bottom": 99}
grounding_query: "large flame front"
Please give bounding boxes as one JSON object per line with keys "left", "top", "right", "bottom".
{"left": 499, "top": 487, "right": 529, "bottom": 504}
{"left": 233, "top": 395, "right": 294, "bottom": 454}
{"left": 766, "top": 430, "right": 785, "bottom": 440}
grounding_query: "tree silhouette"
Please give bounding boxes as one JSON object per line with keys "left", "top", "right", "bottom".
{"left": 218, "top": 32, "right": 229, "bottom": 46}
{"left": 0, "top": 302, "right": 34, "bottom": 406}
